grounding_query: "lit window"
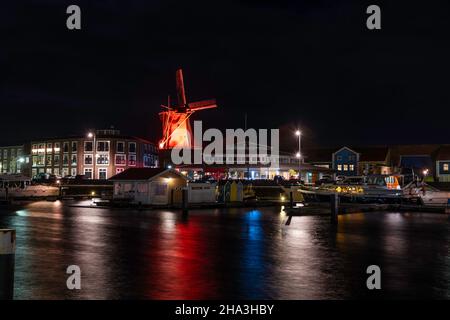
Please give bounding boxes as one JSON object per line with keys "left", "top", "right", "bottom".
{"left": 62, "top": 168, "right": 69, "bottom": 177}
{"left": 444, "top": 164, "right": 449, "bottom": 172}
{"left": 84, "top": 154, "right": 93, "bottom": 165}
{"left": 343, "top": 165, "right": 348, "bottom": 171}
{"left": 97, "top": 141, "right": 110, "bottom": 152}
{"left": 337, "top": 164, "right": 342, "bottom": 171}
{"left": 128, "top": 154, "right": 137, "bottom": 166}
{"left": 98, "top": 168, "right": 107, "bottom": 180}
{"left": 116, "top": 168, "right": 125, "bottom": 174}
{"left": 144, "top": 155, "right": 154, "bottom": 167}
{"left": 84, "top": 168, "right": 93, "bottom": 179}
{"left": 129, "top": 142, "right": 137, "bottom": 153}
{"left": 115, "top": 154, "right": 126, "bottom": 165}
{"left": 97, "top": 154, "right": 109, "bottom": 165}
{"left": 84, "top": 141, "right": 93, "bottom": 152}
{"left": 349, "top": 164, "right": 354, "bottom": 171}
{"left": 117, "top": 142, "right": 125, "bottom": 153}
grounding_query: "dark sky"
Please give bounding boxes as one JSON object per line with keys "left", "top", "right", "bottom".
{"left": 1, "top": 0, "right": 450, "bottom": 150}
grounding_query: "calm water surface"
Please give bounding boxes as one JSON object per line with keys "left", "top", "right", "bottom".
{"left": 1, "top": 200, "right": 450, "bottom": 299}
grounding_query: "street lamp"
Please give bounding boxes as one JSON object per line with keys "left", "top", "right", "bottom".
{"left": 87, "top": 131, "right": 96, "bottom": 179}
{"left": 423, "top": 169, "right": 429, "bottom": 181}
{"left": 295, "top": 130, "right": 301, "bottom": 183}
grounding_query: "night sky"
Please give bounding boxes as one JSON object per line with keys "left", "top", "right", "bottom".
{"left": 2, "top": 0, "right": 450, "bottom": 151}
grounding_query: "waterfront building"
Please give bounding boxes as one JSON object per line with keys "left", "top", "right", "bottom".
{"left": 159, "top": 149, "right": 334, "bottom": 183}
{"left": 29, "top": 129, "right": 158, "bottom": 179}
{"left": 435, "top": 146, "right": 450, "bottom": 182}
{"left": 356, "top": 147, "right": 391, "bottom": 175}
{"left": 110, "top": 168, "right": 188, "bottom": 205}
{"left": 0, "top": 144, "right": 30, "bottom": 176}
{"left": 389, "top": 144, "right": 441, "bottom": 180}
{"left": 332, "top": 147, "right": 359, "bottom": 176}
{"left": 307, "top": 146, "right": 391, "bottom": 176}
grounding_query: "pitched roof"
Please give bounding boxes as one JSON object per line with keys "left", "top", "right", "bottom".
{"left": 389, "top": 144, "right": 441, "bottom": 165}
{"left": 305, "top": 146, "right": 389, "bottom": 163}
{"left": 436, "top": 145, "right": 450, "bottom": 160}
{"left": 354, "top": 147, "right": 389, "bottom": 162}
{"left": 109, "top": 168, "right": 168, "bottom": 181}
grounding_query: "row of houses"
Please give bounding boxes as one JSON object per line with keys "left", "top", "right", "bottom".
{"left": 1, "top": 129, "right": 450, "bottom": 183}
{"left": 306, "top": 145, "right": 450, "bottom": 182}
{"left": 0, "top": 128, "right": 159, "bottom": 179}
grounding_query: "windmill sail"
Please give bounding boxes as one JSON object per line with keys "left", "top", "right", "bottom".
{"left": 158, "top": 69, "right": 218, "bottom": 149}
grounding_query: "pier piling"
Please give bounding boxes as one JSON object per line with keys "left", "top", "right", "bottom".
{"left": 289, "top": 191, "right": 294, "bottom": 208}
{"left": 0, "top": 229, "right": 15, "bottom": 300}
{"left": 330, "top": 194, "right": 339, "bottom": 224}
{"left": 182, "top": 188, "right": 188, "bottom": 215}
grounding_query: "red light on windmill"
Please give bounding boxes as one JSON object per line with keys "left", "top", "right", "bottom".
{"left": 159, "top": 69, "right": 218, "bottom": 149}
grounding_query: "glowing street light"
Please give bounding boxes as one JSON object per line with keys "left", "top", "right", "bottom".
{"left": 423, "top": 169, "right": 429, "bottom": 180}
{"left": 87, "top": 131, "right": 96, "bottom": 179}
{"left": 295, "top": 129, "right": 302, "bottom": 183}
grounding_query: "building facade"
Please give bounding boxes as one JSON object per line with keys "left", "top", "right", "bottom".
{"left": 307, "top": 146, "right": 390, "bottom": 177}
{"left": 435, "top": 146, "right": 450, "bottom": 182}
{"left": 332, "top": 147, "right": 359, "bottom": 176}
{"left": 30, "top": 129, "right": 158, "bottom": 180}
{"left": 0, "top": 145, "right": 30, "bottom": 175}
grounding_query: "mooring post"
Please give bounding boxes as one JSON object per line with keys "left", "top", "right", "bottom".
{"left": 330, "top": 193, "right": 339, "bottom": 224}
{"left": 182, "top": 188, "right": 188, "bottom": 215}
{"left": 289, "top": 191, "right": 294, "bottom": 208}
{"left": 0, "top": 229, "right": 16, "bottom": 300}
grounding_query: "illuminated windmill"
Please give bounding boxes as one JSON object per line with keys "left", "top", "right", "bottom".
{"left": 159, "top": 69, "right": 217, "bottom": 149}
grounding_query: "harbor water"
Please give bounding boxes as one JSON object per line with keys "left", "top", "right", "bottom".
{"left": 1, "top": 200, "right": 450, "bottom": 299}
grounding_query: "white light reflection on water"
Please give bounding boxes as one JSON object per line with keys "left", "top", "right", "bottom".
{"left": 2, "top": 202, "right": 450, "bottom": 299}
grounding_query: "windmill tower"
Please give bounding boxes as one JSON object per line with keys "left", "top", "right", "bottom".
{"left": 159, "top": 69, "right": 217, "bottom": 149}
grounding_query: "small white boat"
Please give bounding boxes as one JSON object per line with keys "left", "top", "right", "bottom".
{"left": 0, "top": 174, "right": 59, "bottom": 199}
{"left": 403, "top": 181, "right": 450, "bottom": 207}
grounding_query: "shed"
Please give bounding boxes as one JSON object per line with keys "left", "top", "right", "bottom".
{"left": 109, "top": 168, "right": 188, "bottom": 205}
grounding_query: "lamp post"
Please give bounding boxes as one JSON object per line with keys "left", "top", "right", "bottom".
{"left": 295, "top": 130, "right": 301, "bottom": 184}
{"left": 87, "top": 131, "right": 96, "bottom": 179}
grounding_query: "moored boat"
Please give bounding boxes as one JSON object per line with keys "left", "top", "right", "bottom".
{"left": 0, "top": 174, "right": 59, "bottom": 199}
